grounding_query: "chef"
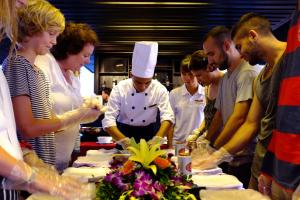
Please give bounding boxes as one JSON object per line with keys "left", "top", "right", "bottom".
{"left": 102, "top": 41, "right": 174, "bottom": 149}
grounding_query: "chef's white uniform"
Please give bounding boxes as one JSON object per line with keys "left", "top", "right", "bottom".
{"left": 102, "top": 78, "right": 174, "bottom": 141}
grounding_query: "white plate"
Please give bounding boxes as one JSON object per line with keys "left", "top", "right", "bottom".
{"left": 192, "top": 167, "right": 222, "bottom": 175}
{"left": 73, "top": 156, "right": 110, "bottom": 167}
{"left": 192, "top": 174, "right": 243, "bottom": 189}
{"left": 86, "top": 149, "right": 118, "bottom": 156}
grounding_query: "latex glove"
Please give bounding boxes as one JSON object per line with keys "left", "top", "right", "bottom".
{"left": 186, "top": 130, "right": 207, "bottom": 149}
{"left": 5, "top": 161, "right": 92, "bottom": 200}
{"left": 116, "top": 137, "right": 131, "bottom": 150}
{"left": 292, "top": 183, "right": 300, "bottom": 200}
{"left": 28, "top": 170, "right": 93, "bottom": 200}
{"left": 23, "top": 149, "right": 57, "bottom": 173}
{"left": 83, "top": 97, "right": 102, "bottom": 111}
{"left": 196, "top": 132, "right": 208, "bottom": 143}
{"left": 190, "top": 140, "right": 214, "bottom": 159}
{"left": 148, "top": 136, "right": 165, "bottom": 147}
{"left": 83, "top": 97, "right": 107, "bottom": 114}
{"left": 6, "top": 160, "right": 33, "bottom": 184}
{"left": 258, "top": 174, "right": 272, "bottom": 197}
{"left": 57, "top": 105, "right": 101, "bottom": 130}
{"left": 192, "top": 147, "right": 233, "bottom": 170}
{"left": 186, "top": 129, "right": 201, "bottom": 142}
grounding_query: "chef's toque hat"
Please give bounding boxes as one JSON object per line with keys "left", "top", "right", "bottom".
{"left": 132, "top": 41, "right": 158, "bottom": 78}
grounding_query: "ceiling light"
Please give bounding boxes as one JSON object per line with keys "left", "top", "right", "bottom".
{"left": 96, "top": 2, "right": 209, "bottom": 5}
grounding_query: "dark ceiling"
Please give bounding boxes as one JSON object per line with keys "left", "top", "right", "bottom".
{"left": 49, "top": 0, "right": 297, "bottom": 55}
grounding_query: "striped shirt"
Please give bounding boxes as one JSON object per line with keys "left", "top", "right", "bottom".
{"left": 2, "top": 55, "right": 56, "bottom": 165}
{"left": 261, "top": 10, "right": 300, "bottom": 191}
{"left": 0, "top": 177, "right": 19, "bottom": 200}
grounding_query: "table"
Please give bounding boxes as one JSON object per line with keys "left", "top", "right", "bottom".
{"left": 79, "top": 142, "right": 169, "bottom": 156}
{"left": 80, "top": 142, "right": 116, "bottom": 155}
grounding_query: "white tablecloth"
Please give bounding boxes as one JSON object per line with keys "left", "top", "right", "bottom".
{"left": 200, "top": 189, "right": 271, "bottom": 200}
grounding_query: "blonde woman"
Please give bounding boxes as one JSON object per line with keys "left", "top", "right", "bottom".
{"left": 0, "top": 0, "right": 95, "bottom": 199}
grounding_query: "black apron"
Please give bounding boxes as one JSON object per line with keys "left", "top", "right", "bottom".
{"left": 0, "top": 177, "right": 19, "bottom": 200}
{"left": 116, "top": 110, "right": 161, "bottom": 149}
{"left": 117, "top": 122, "right": 159, "bottom": 143}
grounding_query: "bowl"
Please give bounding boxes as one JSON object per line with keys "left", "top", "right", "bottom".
{"left": 97, "top": 136, "right": 113, "bottom": 144}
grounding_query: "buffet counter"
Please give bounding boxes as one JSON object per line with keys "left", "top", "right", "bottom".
{"left": 27, "top": 144, "right": 270, "bottom": 200}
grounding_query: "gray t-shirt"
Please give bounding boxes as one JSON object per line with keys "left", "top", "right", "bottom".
{"left": 215, "top": 61, "right": 262, "bottom": 124}
{"left": 215, "top": 60, "right": 262, "bottom": 166}
{"left": 251, "top": 55, "right": 284, "bottom": 178}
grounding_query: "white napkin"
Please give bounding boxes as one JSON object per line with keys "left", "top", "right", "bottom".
{"left": 63, "top": 167, "right": 110, "bottom": 183}
{"left": 73, "top": 156, "right": 110, "bottom": 167}
{"left": 192, "top": 174, "right": 243, "bottom": 189}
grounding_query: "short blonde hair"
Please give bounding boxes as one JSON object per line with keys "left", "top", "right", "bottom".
{"left": 0, "top": 0, "right": 17, "bottom": 43}
{"left": 17, "top": 0, "right": 65, "bottom": 43}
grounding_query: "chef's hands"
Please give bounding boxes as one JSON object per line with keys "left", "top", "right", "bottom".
{"left": 116, "top": 137, "right": 131, "bottom": 150}
{"left": 192, "top": 147, "right": 232, "bottom": 170}
{"left": 258, "top": 174, "right": 272, "bottom": 197}
{"left": 148, "top": 136, "right": 165, "bottom": 147}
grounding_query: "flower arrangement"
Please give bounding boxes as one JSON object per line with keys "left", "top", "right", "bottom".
{"left": 97, "top": 139, "right": 196, "bottom": 200}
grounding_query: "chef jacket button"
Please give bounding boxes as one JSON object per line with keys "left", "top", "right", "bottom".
{"left": 131, "top": 93, "right": 134, "bottom": 96}
{"left": 131, "top": 119, "right": 134, "bottom": 122}
{"left": 142, "top": 120, "right": 145, "bottom": 123}
{"left": 145, "top": 93, "right": 148, "bottom": 96}
{"left": 144, "top": 107, "right": 147, "bottom": 110}
{"left": 132, "top": 106, "right": 135, "bottom": 109}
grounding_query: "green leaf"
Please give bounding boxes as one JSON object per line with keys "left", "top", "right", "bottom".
{"left": 129, "top": 138, "right": 139, "bottom": 149}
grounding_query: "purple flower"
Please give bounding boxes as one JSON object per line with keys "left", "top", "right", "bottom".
{"left": 132, "top": 189, "right": 146, "bottom": 197}
{"left": 104, "top": 171, "right": 129, "bottom": 192}
{"left": 131, "top": 170, "right": 158, "bottom": 198}
{"left": 135, "top": 171, "right": 146, "bottom": 179}
{"left": 104, "top": 172, "right": 117, "bottom": 182}
{"left": 171, "top": 175, "right": 183, "bottom": 186}
{"left": 153, "top": 181, "right": 165, "bottom": 192}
